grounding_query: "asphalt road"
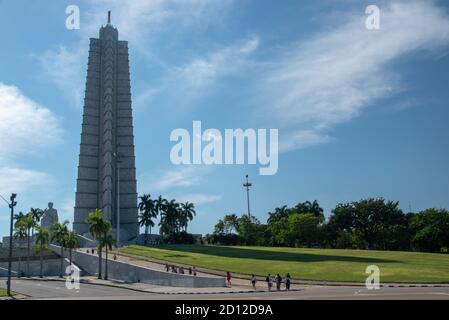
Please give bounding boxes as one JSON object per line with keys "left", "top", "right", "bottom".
{"left": 1, "top": 279, "right": 449, "bottom": 300}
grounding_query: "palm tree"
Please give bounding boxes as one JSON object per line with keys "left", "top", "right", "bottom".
{"left": 267, "top": 205, "right": 290, "bottom": 224}
{"left": 138, "top": 194, "right": 157, "bottom": 244}
{"left": 13, "top": 222, "right": 27, "bottom": 278}
{"left": 22, "top": 213, "right": 36, "bottom": 277}
{"left": 50, "top": 220, "right": 69, "bottom": 278}
{"left": 85, "top": 209, "right": 111, "bottom": 279}
{"left": 180, "top": 202, "right": 196, "bottom": 232}
{"left": 29, "top": 208, "right": 44, "bottom": 235}
{"left": 99, "top": 234, "right": 116, "bottom": 280}
{"left": 13, "top": 211, "right": 25, "bottom": 227}
{"left": 65, "top": 231, "right": 79, "bottom": 265}
{"left": 155, "top": 195, "right": 167, "bottom": 217}
{"left": 34, "top": 227, "right": 50, "bottom": 278}
{"left": 160, "top": 199, "right": 181, "bottom": 236}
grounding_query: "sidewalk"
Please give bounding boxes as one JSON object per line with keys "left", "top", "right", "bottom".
{"left": 11, "top": 275, "right": 297, "bottom": 295}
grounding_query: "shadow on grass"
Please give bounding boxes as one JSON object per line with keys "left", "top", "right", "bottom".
{"left": 130, "top": 245, "right": 398, "bottom": 264}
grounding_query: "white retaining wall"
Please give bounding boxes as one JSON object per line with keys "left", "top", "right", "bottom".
{"left": 51, "top": 245, "right": 225, "bottom": 288}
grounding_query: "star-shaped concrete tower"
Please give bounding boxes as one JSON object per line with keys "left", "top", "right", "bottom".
{"left": 74, "top": 12, "right": 138, "bottom": 246}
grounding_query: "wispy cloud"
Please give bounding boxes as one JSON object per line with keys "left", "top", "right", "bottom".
{"left": 142, "top": 166, "right": 207, "bottom": 191}
{"left": 0, "top": 83, "right": 62, "bottom": 195}
{"left": 259, "top": 0, "right": 449, "bottom": 151}
{"left": 0, "top": 83, "right": 62, "bottom": 159}
{"left": 171, "top": 193, "right": 222, "bottom": 206}
{"left": 0, "top": 167, "right": 53, "bottom": 196}
{"left": 86, "top": 0, "right": 235, "bottom": 48}
{"left": 139, "top": 166, "right": 221, "bottom": 206}
{"left": 35, "top": 46, "right": 85, "bottom": 108}
{"left": 166, "top": 37, "right": 259, "bottom": 101}
{"left": 36, "top": 0, "right": 236, "bottom": 108}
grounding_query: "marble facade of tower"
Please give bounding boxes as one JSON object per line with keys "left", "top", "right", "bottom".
{"left": 74, "top": 13, "right": 138, "bottom": 244}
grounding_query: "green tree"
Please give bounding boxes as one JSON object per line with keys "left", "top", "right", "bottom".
{"left": 287, "top": 213, "right": 320, "bottom": 247}
{"left": 294, "top": 200, "right": 325, "bottom": 223}
{"left": 411, "top": 208, "right": 449, "bottom": 252}
{"left": 99, "top": 234, "right": 116, "bottom": 280}
{"left": 50, "top": 220, "right": 69, "bottom": 278}
{"left": 155, "top": 195, "right": 167, "bottom": 218}
{"left": 34, "top": 227, "right": 50, "bottom": 278}
{"left": 13, "top": 211, "right": 25, "bottom": 227}
{"left": 22, "top": 213, "right": 36, "bottom": 277}
{"left": 159, "top": 200, "right": 181, "bottom": 236}
{"left": 65, "top": 231, "right": 79, "bottom": 265}
{"left": 85, "top": 209, "right": 111, "bottom": 279}
{"left": 13, "top": 222, "right": 27, "bottom": 278}
{"left": 180, "top": 202, "right": 196, "bottom": 232}
{"left": 236, "top": 215, "right": 265, "bottom": 245}
{"left": 138, "top": 194, "right": 157, "bottom": 243}
{"left": 267, "top": 206, "right": 290, "bottom": 224}
{"left": 29, "top": 208, "right": 44, "bottom": 235}
{"left": 328, "top": 198, "right": 408, "bottom": 250}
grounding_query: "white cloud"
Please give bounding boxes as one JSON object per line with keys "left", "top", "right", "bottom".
{"left": 141, "top": 166, "right": 210, "bottom": 191}
{"left": 35, "top": 46, "right": 85, "bottom": 108}
{"left": 170, "top": 37, "right": 259, "bottom": 98}
{"left": 0, "top": 83, "right": 62, "bottom": 160}
{"left": 37, "top": 0, "right": 236, "bottom": 108}
{"left": 280, "top": 130, "right": 335, "bottom": 153}
{"left": 0, "top": 83, "right": 62, "bottom": 196}
{"left": 0, "top": 167, "right": 52, "bottom": 196}
{"left": 85, "top": 0, "right": 234, "bottom": 47}
{"left": 172, "top": 193, "right": 222, "bottom": 206}
{"left": 261, "top": 0, "right": 449, "bottom": 151}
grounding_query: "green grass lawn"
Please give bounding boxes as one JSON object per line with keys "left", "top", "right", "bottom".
{"left": 0, "top": 288, "right": 10, "bottom": 297}
{"left": 122, "top": 245, "right": 449, "bottom": 283}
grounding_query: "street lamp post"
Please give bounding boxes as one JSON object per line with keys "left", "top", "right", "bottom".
{"left": 1, "top": 193, "right": 17, "bottom": 296}
{"left": 243, "top": 175, "right": 252, "bottom": 220}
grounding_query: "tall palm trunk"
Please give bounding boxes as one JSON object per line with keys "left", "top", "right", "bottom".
{"left": 26, "top": 229, "right": 30, "bottom": 277}
{"left": 59, "top": 246, "right": 64, "bottom": 278}
{"left": 98, "top": 248, "right": 102, "bottom": 279}
{"left": 69, "top": 248, "right": 73, "bottom": 265}
{"left": 104, "top": 247, "right": 108, "bottom": 280}
{"left": 145, "top": 226, "right": 149, "bottom": 244}
{"left": 40, "top": 251, "right": 43, "bottom": 278}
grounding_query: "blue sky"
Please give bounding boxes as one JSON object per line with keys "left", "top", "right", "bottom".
{"left": 1, "top": 0, "right": 449, "bottom": 238}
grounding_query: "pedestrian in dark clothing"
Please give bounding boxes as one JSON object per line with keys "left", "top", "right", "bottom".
{"left": 189, "top": 267, "right": 192, "bottom": 275}
{"left": 251, "top": 274, "right": 257, "bottom": 290}
{"left": 226, "top": 271, "right": 232, "bottom": 286}
{"left": 266, "top": 274, "right": 273, "bottom": 291}
{"left": 275, "top": 274, "right": 282, "bottom": 291}
{"left": 285, "top": 273, "right": 291, "bottom": 291}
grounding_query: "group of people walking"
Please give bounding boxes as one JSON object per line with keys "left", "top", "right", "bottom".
{"left": 225, "top": 271, "right": 292, "bottom": 291}
{"left": 252, "top": 273, "right": 292, "bottom": 291}
{"left": 164, "top": 265, "right": 293, "bottom": 292}
{"left": 165, "top": 263, "right": 197, "bottom": 276}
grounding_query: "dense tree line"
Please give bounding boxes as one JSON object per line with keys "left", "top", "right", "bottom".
{"left": 138, "top": 194, "right": 196, "bottom": 244}
{"left": 205, "top": 199, "right": 449, "bottom": 253}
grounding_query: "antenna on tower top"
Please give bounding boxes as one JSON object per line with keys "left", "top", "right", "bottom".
{"left": 108, "top": 11, "right": 111, "bottom": 24}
